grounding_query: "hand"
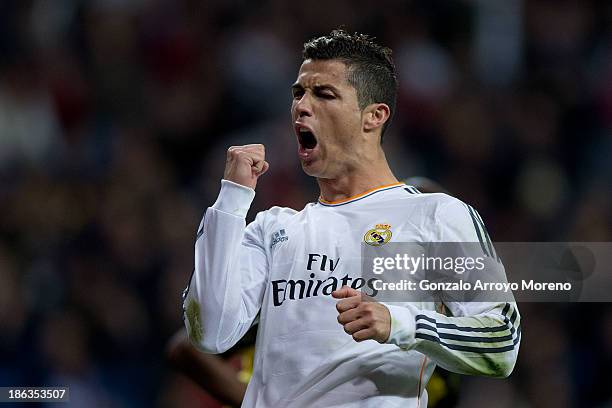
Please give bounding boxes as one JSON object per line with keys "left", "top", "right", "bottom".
{"left": 224, "top": 144, "right": 269, "bottom": 190}
{"left": 332, "top": 286, "right": 391, "bottom": 343}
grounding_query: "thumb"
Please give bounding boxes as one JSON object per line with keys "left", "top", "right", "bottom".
{"left": 258, "top": 161, "right": 270, "bottom": 176}
{"left": 332, "top": 285, "right": 360, "bottom": 299}
{"left": 252, "top": 161, "right": 264, "bottom": 173}
{"left": 253, "top": 161, "right": 269, "bottom": 177}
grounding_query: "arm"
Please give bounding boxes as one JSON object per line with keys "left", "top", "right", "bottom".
{"left": 334, "top": 290, "right": 519, "bottom": 378}
{"left": 388, "top": 198, "right": 520, "bottom": 378}
{"left": 386, "top": 301, "right": 520, "bottom": 378}
{"left": 334, "top": 197, "right": 520, "bottom": 378}
{"left": 183, "top": 144, "right": 269, "bottom": 353}
{"left": 166, "top": 329, "right": 247, "bottom": 406}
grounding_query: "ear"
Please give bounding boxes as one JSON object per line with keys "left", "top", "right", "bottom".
{"left": 363, "top": 103, "right": 390, "bottom": 132}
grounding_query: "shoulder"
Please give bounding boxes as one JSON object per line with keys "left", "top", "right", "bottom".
{"left": 250, "top": 205, "right": 299, "bottom": 231}
{"left": 396, "top": 187, "right": 466, "bottom": 216}
{"left": 401, "top": 188, "right": 474, "bottom": 215}
{"left": 397, "top": 188, "right": 488, "bottom": 241}
{"left": 431, "top": 194, "right": 483, "bottom": 227}
{"left": 427, "top": 194, "right": 490, "bottom": 243}
{"left": 260, "top": 205, "right": 299, "bottom": 219}
{"left": 430, "top": 193, "right": 473, "bottom": 218}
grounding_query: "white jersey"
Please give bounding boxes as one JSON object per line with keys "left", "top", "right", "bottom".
{"left": 183, "top": 180, "right": 521, "bottom": 407}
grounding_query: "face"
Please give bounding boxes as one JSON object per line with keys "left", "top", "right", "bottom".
{"left": 291, "top": 59, "right": 365, "bottom": 178}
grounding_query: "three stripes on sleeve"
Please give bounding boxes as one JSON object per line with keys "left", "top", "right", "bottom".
{"left": 415, "top": 303, "right": 521, "bottom": 354}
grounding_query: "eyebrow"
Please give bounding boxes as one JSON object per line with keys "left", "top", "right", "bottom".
{"left": 291, "top": 83, "right": 340, "bottom": 94}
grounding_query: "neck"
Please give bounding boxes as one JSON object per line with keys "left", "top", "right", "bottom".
{"left": 317, "top": 151, "right": 399, "bottom": 203}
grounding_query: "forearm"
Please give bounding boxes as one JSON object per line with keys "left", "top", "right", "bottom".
{"left": 386, "top": 302, "right": 521, "bottom": 378}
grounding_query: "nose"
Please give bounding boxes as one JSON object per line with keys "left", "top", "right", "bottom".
{"left": 294, "top": 94, "right": 313, "bottom": 118}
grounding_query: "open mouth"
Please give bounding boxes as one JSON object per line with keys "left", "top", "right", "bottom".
{"left": 297, "top": 127, "right": 318, "bottom": 150}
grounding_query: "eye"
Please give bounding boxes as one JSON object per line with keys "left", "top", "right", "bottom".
{"left": 317, "top": 91, "right": 335, "bottom": 99}
{"left": 292, "top": 89, "right": 304, "bottom": 99}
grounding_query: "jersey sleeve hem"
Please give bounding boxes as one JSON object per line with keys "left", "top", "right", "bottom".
{"left": 383, "top": 303, "right": 418, "bottom": 350}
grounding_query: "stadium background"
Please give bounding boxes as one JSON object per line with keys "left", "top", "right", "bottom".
{"left": 0, "top": 0, "right": 611, "bottom": 406}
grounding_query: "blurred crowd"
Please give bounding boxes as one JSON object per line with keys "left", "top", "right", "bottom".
{"left": 0, "top": 0, "right": 611, "bottom": 407}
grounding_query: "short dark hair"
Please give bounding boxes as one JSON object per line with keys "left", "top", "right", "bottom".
{"left": 302, "top": 29, "right": 398, "bottom": 140}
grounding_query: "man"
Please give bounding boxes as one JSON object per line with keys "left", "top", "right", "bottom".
{"left": 183, "top": 30, "right": 520, "bottom": 407}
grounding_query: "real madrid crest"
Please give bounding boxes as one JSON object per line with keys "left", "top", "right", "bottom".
{"left": 364, "top": 223, "right": 392, "bottom": 246}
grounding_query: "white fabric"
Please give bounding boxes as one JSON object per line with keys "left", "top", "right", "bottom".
{"left": 184, "top": 180, "right": 520, "bottom": 407}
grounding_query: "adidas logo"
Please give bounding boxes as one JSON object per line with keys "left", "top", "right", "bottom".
{"left": 271, "top": 229, "right": 289, "bottom": 248}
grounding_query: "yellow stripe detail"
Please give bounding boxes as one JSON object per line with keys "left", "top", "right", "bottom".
{"left": 319, "top": 182, "right": 404, "bottom": 205}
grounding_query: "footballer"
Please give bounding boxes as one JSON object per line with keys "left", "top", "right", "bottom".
{"left": 182, "top": 30, "right": 520, "bottom": 407}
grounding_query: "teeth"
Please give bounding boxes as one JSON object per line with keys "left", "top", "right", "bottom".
{"left": 299, "top": 128, "right": 309, "bottom": 133}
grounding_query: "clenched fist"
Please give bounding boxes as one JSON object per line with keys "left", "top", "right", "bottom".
{"left": 332, "top": 286, "right": 391, "bottom": 343}
{"left": 224, "top": 144, "right": 269, "bottom": 190}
